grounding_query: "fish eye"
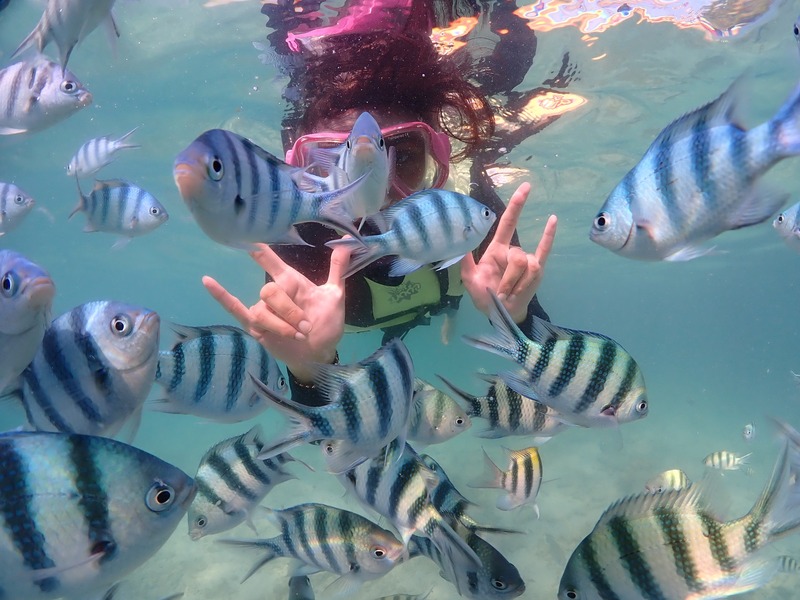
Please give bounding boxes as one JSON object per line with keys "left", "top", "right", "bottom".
{"left": 777, "top": 214, "right": 785, "bottom": 224}
{"left": 795, "top": 24, "right": 799, "bottom": 36}
{"left": 656, "top": 486, "right": 664, "bottom": 493}
{"left": 565, "top": 590, "right": 579, "bottom": 599}
{"left": 594, "top": 212, "right": 610, "bottom": 230}
{"left": 195, "top": 515, "right": 207, "bottom": 528}
{"left": 1, "top": 272, "right": 18, "bottom": 297}
{"left": 482, "top": 207, "right": 492, "bottom": 219}
{"left": 455, "top": 417, "right": 465, "bottom": 426}
{"left": 636, "top": 399, "right": 648, "bottom": 414}
{"left": 60, "top": 80, "right": 78, "bottom": 94}
{"left": 378, "top": 137, "right": 385, "bottom": 149}
{"left": 110, "top": 314, "right": 133, "bottom": 336}
{"left": 14, "top": 195, "right": 24, "bottom": 205}
{"left": 146, "top": 482, "right": 176, "bottom": 512}
{"left": 208, "top": 156, "right": 224, "bottom": 181}
{"left": 149, "top": 206, "right": 160, "bottom": 216}
{"left": 324, "top": 442, "right": 335, "bottom": 455}
{"left": 491, "top": 578, "right": 507, "bottom": 590}
{"left": 371, "top": 545, "right": 387, "bottom": 559}
{"left": 277, "top": 375, "right": 287, "bottom": 390}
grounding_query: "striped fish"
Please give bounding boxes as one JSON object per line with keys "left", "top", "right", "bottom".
{"left": 464, "top": 291, "right": 649, "bottom": 428}
{"left": 67, "top": 127, "right": 140, "bottom": 177}
{"left": 152, "top": 324, "right": 286, "bottom": 423}
{"left": 589, "top": 78, "right": 800, "bottom": 261}
{"left": 188, "top": 425, "right": 298, "bottom": 540}
{"left": 0, "top": 58, "right": 91, "bottom": 135}
{"left": 779, "top": 555, "right": 800, "bottom": 573}
{"left": 773, "top": 200, "right": 800, "bottom": 251}
{"left": 470, "top": 447, "right": 543, "bottom": 515}
{"left": 0, "top": 431, "right": 195, "bottom": 600}
{"left": 559, "top": 420, "right": 800, "bottom": 600}
{"left": 17, "top": 300, "right": 160, "bottom": 440}
{"left": 408, "top": 523, "right": 525, "bottom": 599}
{"left": 70, "top": 178, "right": 169, "bottom": 248}
{"left": 288, "top": 575, "right": 314, "bottom": 600}
{"left": 408, "top": 378, "right": 471, "bottom": 446}
{"left": 220, "top": 503, "right": 405, "bottom": 599}
{"left": 12, "top": 0, "right": 118, "bottom": 69}
{"left": 703, "top": 450, "right": 751, "bottom": 471}
{"left": 0, "top": 250, "right": 55, "bottom": 393}
{"left": 0, "top": 183, "right": 36, "bottom": 235}
{"left": 251, "top": 338, "right": 415, "bottom": 474}
{"left": 440, "top": 375, "right": 569, "bottom": 442}
{"left": 326, "top": 189, "right": 496, "bottom": 278}
{"left": 172, "top": 128, "right": 367, "bottom": 249}
{"left": 339, "top": 438, "right": 482, "bottom": 583}
{"left": 644, "top": 468, "right": 690, "bottom": 494}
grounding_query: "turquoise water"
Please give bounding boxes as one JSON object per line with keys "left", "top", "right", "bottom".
{"left": 1, "top": 0, "right": 800, "bottom": 598}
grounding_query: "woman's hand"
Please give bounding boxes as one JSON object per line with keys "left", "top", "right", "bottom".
{"left": 461, "top": 182, "right": 557, "bottom": 323}
{"left": 202, "top": 243, "right": 351, "bottom": 383}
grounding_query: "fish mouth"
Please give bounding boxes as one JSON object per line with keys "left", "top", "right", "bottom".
{"left": 78, "top": 91, "right": 93, "bottom": 107}
{"left": 22, "top": 276, "right": 55, "bottom": 307}
{"left": 188, "top": 528, "right": 204, "bottom": 541}
{"left": 173, "top": 158, "right": 206, "bottom": 205}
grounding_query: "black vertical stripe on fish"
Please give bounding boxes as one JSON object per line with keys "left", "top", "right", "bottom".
{"left": 314, "top": 506, "right": 339, "bottom": 572}
{"left": 731, "top": 133, "right": 749, "bottom": 192}
{"left": 690, "top": 126, "right": 712, "bottom": 211}
{"left": 610, "top": 356, "right": 638, "bottom": 409}
{"left": 22, "top": 369, "right": 73, "bottom": 432}
{"left": 608, "top": 515, "right": 668, "bottom": 600}
{"left": 193, "top": 333, "right": 215, "bottom": 404}
{"left": 101, "top": 184, "right": 110, "bottom": 226}
{"left": 487, "top": 385, "right": 500, "bottom": 427}
{"left": 232, "top": 438, "right": 272, "bottom": 486}
{"left": 222, "top": 133, "right": 243, "bottom": 206}
{"left": 576, "top": 341, "right": 617, "bottom": 413}
{"left": 548, "top": 335, "right": 586, "bottom": 398}
{"left": 241, "top": 137, "right": 261, "bottom": 200}
{"left": 697, "top": 513, "right": 736, "bottom": 575}
{"left": 70, "top": 307, "right": 113, "bottom": 400}
{"left": 4, "top": 65, "right": 25, "bottom": 120}
{"left": 294, "top": 510, "right": 322, "bottom": 570}
{"left": 226, "top": 332, "right": 247, "bottom": 412}
{"left": 206, "top": 452, "right": 258, "bottom": 502}
{"left": 523, "top": 453, "right": 534, "bottom": 499}
{"left": 365, "top": 461, "right": 382, "bottom": 507}
{"left": 578, "top": 537, "right": 622, "bottom": 600}
{"left": 68, "top": 436, "right": 116, "bottom": 563}
{"left": 309, "top": 412, "right": 334, "bottom": 437}
{"left": 655, "top": 137, "right": 685, "bottom": 230}
{"left": 509, "top": 457, "right": 518, "bottom": 497}
{"left": 388, "top": 458, "right": 418, "bottom": 520}
{"left": 653, "top": 508, "right": 704, "bottom": 594}
{"left": 0, "top": 439, "right": 59, "bottom": 592}
{"left": 338, "top": 510, "right": 359, "bottom": 569}
{"left": 433, "top": 194, "right": 451, "bottom": 240}
{"left": 196, "top": 477, "right": 225, "bottom": 508}
{"left": 280, "top": 517, "right": 298, "bottom": 559}
{"left": 369, "top": 363, "right": 392, "bottom": 439}
{"left": 508, "top": 388, "right": 522, "bottom": 431}
{"left": 466, "top": 570, "right": 479, "bottom": 593}
{"left": 394, "top": 212, "right": 411, "bottom": 254}
{"left": 340, "top": 385, "right": 362, "bottom": 443}
{"left": 530, "top": 338, "right": 556, "bottom": 385}
{"left": 407, "top": 202, "right": 429, "bottom": 248}
{"left": 267, "top": 155, "right": 281, "bottom": 230}
{"left": 168, "top": 343, "right": 185, "bottom": 392}
{"left": 533, "top": 400, "right": 547, "bottom": 432}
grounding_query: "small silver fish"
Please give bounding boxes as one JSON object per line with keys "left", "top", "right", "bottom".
{"left": 0, "top": 250, "right": 55, "bottom": 392}
{"left": 464, "top": 291, "right": 649, "bottom": 429}
{"left": 18, "top": 300, "right": 160, "bottom": 440}
{"left": 408, "top": 378, "right": 471, "bottom": 446}
{"left": 590, "top": 79, "right": 800, "bottom": 261}
{"left": 13, "top": 0, "right": 118, "bottom": 69}
{"left": 67, "top": 127, "right": 140, "bottom": 177}
{"left": 559, "top": 420, "right": 800, "bottom": 600}
{"left": 470, "top": 447, "right": 543, "bottom": 515}
{"left": 252, "top": 338, "right": 415, "bottom": 474}
{"left": 71, "top": 178, "right": 169, "bottom": 247}
{"left": 0, "top": 431, "right": 195, "bottom": 600}
{"left": 152, "top": 324, "right": 286, "bottom": 423}
{"left": 743, "top": 422, "right": 756, "bottom": 443}
{"left": 220, "top": 503, "right": 405, "bottom": 598}
{"left": 703, "top": 450, "right": 751, "bottom": 471}
{"left": 0, "top": 183, "right": 36, "bottom": 235}
{"left": 643, "top": 468, "right": 690, "bottom": 493}
{"left": 173, "top": 128, "right": 366, "bottom": 248}
{"left": 188, "top": 426, "right": 298, "bottom": 540}
{"left": 0, "top": 58, "right": 91, "bottom": 135}
{"left": 288, "top": 575, "right": 315, "bottom": 600}
{"left": 773, "top": 201, "right": 800, "bottom": 251}
{"left": 327, "top": 189, "right": 496, "bottom": 278}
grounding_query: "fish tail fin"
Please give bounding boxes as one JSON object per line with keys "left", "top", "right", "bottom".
{"left": 153, "top": 352, "right": 173, "bottom": 384}
{"left": 11, "top": 18, "right": 48, "bottom": 60}
{"left": 746, "top": 420, "right": 800, "bottom": 544}
{"left": 425, "top": 512, "right": 482, "bottom": 596}
{"left": 315, "top": 171, "right": 370, "bottom": 240}
{"left": 215, "top": 538, "right": 282, "bottom": 582}
{"left": 248, "top": 373, "right": 314, "bottom": 458}
{"left": 437, "top": 375, "right": 482, "bottom": 417}
{"left": 468, "top": 448, "right": 505, "bottom": 490}
{"left": 772, "top": 82, "right": 800, "bottom": 157}
{"left": 462, "top": 289, "right": 527, "bottom": 363}
{"left": 70, "top": 175, "right": 86, "bottom": 219}
{"left": 325, "top": 236, "right": 380, "bottom": 278}
{"left": 115, "top": 126, "right": 140, "bottom": 150}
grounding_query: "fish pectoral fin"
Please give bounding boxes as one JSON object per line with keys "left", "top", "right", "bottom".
{"left": 0, "top": 126, "right": 28, "bottom": 135}
{"left": 323, "top": 574, "right": 364, "bottom": 600}
{"left": 728, "top": 185, "right": 789, "bottom": 231}
{"left": 686, "top": 557, "right": 782, "bottom": 600}
{"left": 664, "top": 245, "right": 718, "bottom": 262}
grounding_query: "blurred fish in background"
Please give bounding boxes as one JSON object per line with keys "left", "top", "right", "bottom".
{"left": 0, "top": 183, "right": 35, "bottom": 236}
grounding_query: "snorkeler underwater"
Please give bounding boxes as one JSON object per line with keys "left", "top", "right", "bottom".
{"left": 0, "top": 0, "right": 799, "bottom": 598}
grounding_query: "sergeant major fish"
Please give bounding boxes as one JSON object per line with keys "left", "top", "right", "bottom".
{"left": 0, "top": 251, "right": 55, "bottom": 393}
{"left": 17, "top": 300, "right": 160, "bottom": 440}
{"left": 470, "top": 447, "right": 543, "bottom": 516}
{"left": 12, "top": 0, "right": 118, "bottom": 70}
{"left": 173, "top": 128, "right": 367, "bottom": 249}
{"left": 70, "top": 178, "right": 169, "bottom": 248}
{"left": 590, "top": 78, "right": 800, "bottom": 261}
{"left": 408, "top": 378, "right": 471, "bottom": 446}
{"left": 0, "top": 183, "right": 36, "bottom": 235}
{"left": 327, "top": 189, "right": 496, "bottom": 278}
{"left": 0, "top": 430, "right": 195, "bottom": 600}
{"left": 152, "top": 324, "right": 286, "bottom": 423}
{"left": 67, "top": 127, "right": 140, "bottom": 177}
{"left": 703, "top": 450, "right": 751, "bottom": 471}
{"left": 643, "top": 468, "right": 690, "bottom": 493}
{"left": 188, "top": 425, "right": 298, "bottom": 540}
{"left": 0, "top": 58, "right": 91, "bottom": 135}
{"left": 251, "top": 338, "right": 415, "bottom": 474}
{"left": 464, "top": 291, "right": 649, "bottom": 429}
{"left": 773, "top": 200, "right": 800, "bottom": 251}
{"left": 220, "top": 503, "right": 405, "bottom": 599}
{"left": 558, "top": 420, "right": 800, "bottom": 600}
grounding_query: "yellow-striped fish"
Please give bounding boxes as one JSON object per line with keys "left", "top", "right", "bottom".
{"left": 644, "top": 469, "right": 690, "bottom": 494}
{"left": 470, "top": 447, "right": 543, "bottom": 515}
{"left": 703, "top": 450, "right": 751, "bottom": 471}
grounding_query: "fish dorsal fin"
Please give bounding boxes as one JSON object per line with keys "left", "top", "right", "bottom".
{"left": 596, "top": 485, "right": 710, "bottom": 528}
{"left": 169, "top": 323, "right": 244, "bottom": 341}
{"left": 241, "top": 424, "right": 265, "bottom": 449}
{"left": 645, "top": 78, "right": 744, "bottom": 155}
{"left": 93, "top": 178, "right": 132, "bottom": 191}
{"left": 367, "top": 198, "right": 410, "bottom": 232}
{"left": 529, "top": 315, "right": 618, "bottom": 346}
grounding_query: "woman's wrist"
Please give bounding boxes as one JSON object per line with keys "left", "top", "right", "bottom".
{"left": 286, "top": 348, "right": 340, "bottom": 386}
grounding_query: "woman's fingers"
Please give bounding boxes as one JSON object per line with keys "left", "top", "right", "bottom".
{"left": 535, "top": 214, "right": 558, "bottom": 269}
{"left": 259, "top": 282, "right": 311, "bottom": 339}
{"left": 327, "top": 243, "right": 353, "bottom": 287}
{"left": 201, "top": 276, "right": 252, "bottom": 329}
{"left": 249, "top": 243, "right": 302, "bottom": 283}
{"left": 491, "top": 182, "right": 530, "bottom": 248}
{"left": 496, "top": 246, "right": 528, "bottom": 298}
